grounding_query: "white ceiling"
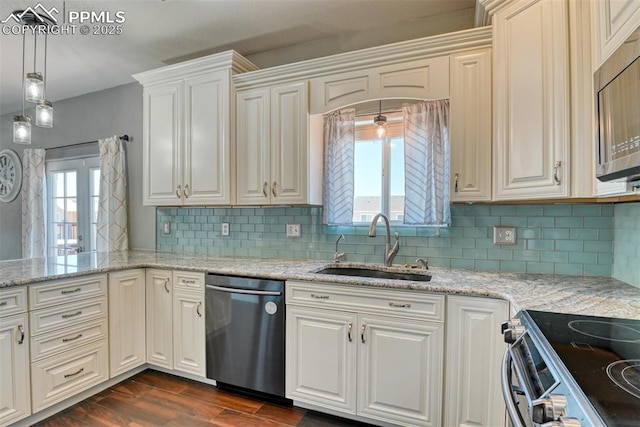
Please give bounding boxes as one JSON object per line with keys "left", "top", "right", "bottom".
{"left": 0, "top": 0, "right": 475, "bottom": 116}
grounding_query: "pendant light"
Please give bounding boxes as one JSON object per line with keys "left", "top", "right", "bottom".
{"left": 25, "top": 31, "right": 44, "bottom": 103}
{"left": 36, "top": 31, "right": 53, "bottom": 128}
{"left": 373, "top": 100, "right": 387, "bottom": 139}
{"left": 13, "top": 33, "right": 31, "bottom": 144}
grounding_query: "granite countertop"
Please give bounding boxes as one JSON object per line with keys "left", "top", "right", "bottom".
{"left": 1, "top": 250, "right": 638, "bottom": 319}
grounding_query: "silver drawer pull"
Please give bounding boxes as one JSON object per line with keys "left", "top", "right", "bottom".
{"left": 0, "top": 301, "right": 7, "bottom": 307}
{"left": 17, "top": 324, "right": 25, "bottom": 345}
{"left": 182, "top": 279, "right": 196, "bottom": 284}
{"left": 62, "top": 310, "right": 82, "bottom": 319}
{"left": 61, "top": 288, "right": 81, "bottom": 295}
{"left": 262, "top": 182, "right": 268, "bottom": 197}
{"left": 64, "top": 367, "right": 85, "bottom": 379}
{"left": 310, "top": 293, "right": 330, "bottom": 300}
{"left": 389, "top": 302, "right": 411, "bottom": 309}
{"left": 164, "top": 278, "right": 170, "bottom": 293}
{"left": 62, "top": 333, "right": 83, "bottom": 343}
{"left": 361, "top": 324, "right": 367, "bottom": 344}
{"left": 347, "top": 322, "right": 353, "bottom": 342}
{"left": 196, "top": 301, "right": 202, "bottom": 318}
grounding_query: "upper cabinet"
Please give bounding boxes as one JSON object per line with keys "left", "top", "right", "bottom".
{"left": 492, "top": 0, "right": 570, "bottom": 200}
{"left": 134, "top": 51, "right": 258, "bottom": 206}
{"left": 450, "top": 48, "right": 493, "bottom": 202}
{"left": 592, "top": 0, "right": 640, "bottom": 67}
{"left": 236, "top": 81, "right": 322, "bottom": 205}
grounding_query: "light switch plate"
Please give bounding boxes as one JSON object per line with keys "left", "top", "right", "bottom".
{"left": 493, "top": 226, "right": 516, "bottom": 245}
{"left": 221, "top": 223, "right": 230, "bottom": 236}
{"left": 286, "top": 224, "right": 301, "bottom": 238}
{"left": 163, "top": 222, "right": 171, "bottom": 234}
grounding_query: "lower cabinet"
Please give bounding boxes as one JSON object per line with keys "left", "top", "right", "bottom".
{"left": 108, "top": 269, "right": 146, "bottom": 377}
{"left": 0, "top": 309, "right": 31, "bottom": 426}
{"left": 444, "top": 295, "right": 508, "bottom": 427}
{"left": 146, "top": 269, "right": 206, "bottom": 377}
{"left": 286, "top": 281, "right": 445, "bottom": 427}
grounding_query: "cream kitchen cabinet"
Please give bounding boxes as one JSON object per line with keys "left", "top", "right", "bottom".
{"left": 591, "top": 0, "right": 640, "bottom": 67}
{"left": 444, "top": 295, "right": 508, "bottom": 427}
{"left": 145, "top": 269, "right": 206, "bottom": 377}
{"left": 134, "top": 51, "right": 258, "bottom": 206}
{"left": 450, "top": 47, "right": 493, "bottom": 202}
{"left": 286, "top": 281, "right": 444, "bottom": 427}
{"left": 236, "top": 81, "right": 322, "bottom": 205}
{"left": 493, "top": 0, "right": 570, "bottom": 200}
{"left": 0, "top": 288, "right": 30, "bottom": 427}
{"left": 108, "top": 269, "right": 146, "bottom": 378}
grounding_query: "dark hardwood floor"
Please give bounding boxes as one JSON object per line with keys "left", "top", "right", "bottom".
{"left": 33, "top": 369, "right": 373, "bottom": 427}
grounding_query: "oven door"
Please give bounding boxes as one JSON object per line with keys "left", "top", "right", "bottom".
{"left": 502, "top": 348, "right": 533, "bottom": 427}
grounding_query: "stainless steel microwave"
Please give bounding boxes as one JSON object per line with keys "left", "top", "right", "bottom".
{"left": 594, "top": 26, "right": 640, "bottom": 182}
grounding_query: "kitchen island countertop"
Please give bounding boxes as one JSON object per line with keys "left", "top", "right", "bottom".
{"left": 1, "top": 250, "right": 638, "bottom": 319}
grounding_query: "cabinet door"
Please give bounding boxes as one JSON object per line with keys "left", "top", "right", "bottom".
{"left": 184, "top": 72, "right": 233, "bottom": 205}
{"left": 236, "top": 88, "right": 271, "bottom": 205}
{"left": 142, "top": 82, "right": 183, "bottom": 205}
{"left": 286, "top": 306, "right": 357, "bottom": 414}
{"left": 173, "top": 290, "right": 205, "bottom": 377}
{"left": 592, "top": 0, "right": 640, "bottom": 66}
{"left": 493, "top": 0, "right": 570, "bottom": 200}
{"left": 108, "top": 269, "right": 146, "bottom": 377}
{"left": 146, "top": 269, "right": 173, "bottom": 369}
{"left": 358, "top": 315, "right": 444, "bottom": 427}
{"left": 270, "top": 82, "right": 309, "bottom": 205}
{"left": 444, "top": 296, "right": 508, "bottom": 427}
{"left": 450, "top": 48, "right": 493, "bottom": 202}
{"left": 0, "top": 314, "right": 30, "bottom": 425}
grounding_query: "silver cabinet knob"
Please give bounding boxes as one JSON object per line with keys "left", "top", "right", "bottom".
{"left": 532, "top": 394, "right": 567, "bottom": 425}
{"left": 541, "top": 417, "right": 581, "bottom": 427}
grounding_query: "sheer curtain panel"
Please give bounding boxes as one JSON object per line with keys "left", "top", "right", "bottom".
{"left": 322, "top": 109, "right": 356, "bottom": 225}
{"left": 403, "top": 100, "right": 451, "bottom": 225}
{"left": 22, "top": 148, "right": 47, "bottom": 258}
{"left": 96, "top": 136, "right": 129, "bottom": 252}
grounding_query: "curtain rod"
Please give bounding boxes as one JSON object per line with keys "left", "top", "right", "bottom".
{"left": 45, "top": 134, "right": 130, "bottom": 151}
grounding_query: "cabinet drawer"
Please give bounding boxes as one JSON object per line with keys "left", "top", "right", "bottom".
{"left": 286, "top": 281, "right": 444, "bottom": 322}
{"left": 29, "top": 275, "right": 107, "bottom": 310}
{"left": 30, "top": 296, "right": 107, "bottom": 336}
{"left": 31, "top": 339, "right": 108, "bottom": 412}
{"left": 31, "top": 318, "right": 108, "bottom": 362}
{"left": 174, "top": 271, "right": 204, "bottom": 292}
{"left": 0, "top": 286, "right": 27, "bottom": 316}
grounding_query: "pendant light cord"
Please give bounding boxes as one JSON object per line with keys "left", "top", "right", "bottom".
{"left": 43, "top": 30, "right": 48, "bottom": 98}
{"left": 33, "top": 30, "right": 37, "bottom": 73}
{"left": 21, "top": 32, "right": 26, "bottom": 115}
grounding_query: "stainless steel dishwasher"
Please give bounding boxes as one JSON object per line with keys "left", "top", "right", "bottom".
{"left": 205, "top": 274, "right": 286, "bottom": 400}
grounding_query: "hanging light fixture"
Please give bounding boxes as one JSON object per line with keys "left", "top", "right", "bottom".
{"left": 36, "top": 31, "right": 53, "bottom": 128}
{"left": 25, "top": 30, "right": 44, "bottom": 103}
{"left": 13, "top": 32, "right": 31, "bottom": 144}
{"left": 373, "top": 100, "right": 387, "bottom": 139}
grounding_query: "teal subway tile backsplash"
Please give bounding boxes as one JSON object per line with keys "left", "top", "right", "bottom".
{"left": 156, "top": 203, "right": 625, "bottom": 278}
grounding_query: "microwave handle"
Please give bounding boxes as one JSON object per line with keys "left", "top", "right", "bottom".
{"left": 502, "top": 349, "right": 527, "bottom": 427}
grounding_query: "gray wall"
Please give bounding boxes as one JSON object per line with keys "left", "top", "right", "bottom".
{"left": 0, "top": 82, "right": 154, "bottom": 260}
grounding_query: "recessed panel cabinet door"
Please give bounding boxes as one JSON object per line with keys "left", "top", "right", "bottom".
{"left": 358, "top": 315, "right": 444, "bottom": 427}
{"left": 0, "top": 314, "right": 30, "bottom": 426}
{"left": 493, "top": 0, "right": 570, "bottom": 200}
{"left": 143, "top": 83, "right": 182, "bottom": 205}
{"left": 286, "top": 306, "right": 357, "bottom": 414}
{"left": 173, "top": 290, "right": 205, "bottom": 377}
{"left": 108, "top": 269, "right": 146, "bottom": 377}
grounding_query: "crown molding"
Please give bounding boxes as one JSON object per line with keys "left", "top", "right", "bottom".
{"left": 474, "top": 0, "right": 509, "bottom": 26}
{"left": 233, "top": 26, "right": 492, "bottom": 90}
{"left": 133, "top": 50, "right": 258, "bottom": 86}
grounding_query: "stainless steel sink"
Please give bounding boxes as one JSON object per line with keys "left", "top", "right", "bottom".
{"left": 316, "top": 267, "right": 432, "bottom": 282}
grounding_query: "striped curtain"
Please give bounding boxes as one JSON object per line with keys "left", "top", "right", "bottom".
{"left": 22, "top": 148, "right": 47, "bottom": 258}
{"left": 403, "top": 100, "right": 451, "bottom": 225}
{"left": 322, "top": 109, "right": 356, "bottom": 225}
{"left": 96, "top": 136, "right": 129, "bottom": 251}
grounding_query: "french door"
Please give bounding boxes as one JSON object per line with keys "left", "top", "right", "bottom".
{"left": 46, "top": 157, "right": 100, "bottom": 256}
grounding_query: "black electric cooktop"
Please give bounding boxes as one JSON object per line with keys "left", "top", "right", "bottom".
{"left": 527, "top": 310, "right": 640, "bottom": 427}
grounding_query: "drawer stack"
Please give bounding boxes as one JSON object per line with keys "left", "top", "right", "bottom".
{"left": 29, "top": 275, "right": 109, "bottom": 412}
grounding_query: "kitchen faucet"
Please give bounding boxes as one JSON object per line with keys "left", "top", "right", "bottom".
{"left": 368, "top": 213, "right": 400, "bottom": 267}
{"left": 334, "top": 234, "right": 345, "bottom": 263}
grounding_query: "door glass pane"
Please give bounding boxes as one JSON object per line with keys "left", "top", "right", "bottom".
{"left": 389, "top": 137, "right": 405, "bottom": 222}
{"left": 353, "top": 140, "right": 382, "bottom": 223}
{"left": 66, "top": 171, "right": 77, "bottom": 197}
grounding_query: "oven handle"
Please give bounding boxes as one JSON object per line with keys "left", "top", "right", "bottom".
{"left": 205, "top": 284, "right": 282, "bottom": 296}
{"left": 502, "top": 348, "right": 527, "bottom": 427}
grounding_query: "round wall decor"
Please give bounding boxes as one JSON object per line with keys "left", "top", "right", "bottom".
{"left": 0, "top": 149, "right": 23, "bottom": 203}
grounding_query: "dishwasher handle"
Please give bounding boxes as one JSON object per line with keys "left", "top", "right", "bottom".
{"left": 206, "top": 284, "right": 282, "bottom": 296}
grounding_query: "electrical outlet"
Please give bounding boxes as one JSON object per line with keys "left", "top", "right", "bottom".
{"left": 163, "top": 221, "right": 171, "bottom": 234}
{"left": 286, "top": 224, "right": 301, "bottom": 238}
{"left": 221, "top": 223, "right": 230, "bottom": 236}
{"left": 493, "top": 226, "right": 516, "bottom": 245}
